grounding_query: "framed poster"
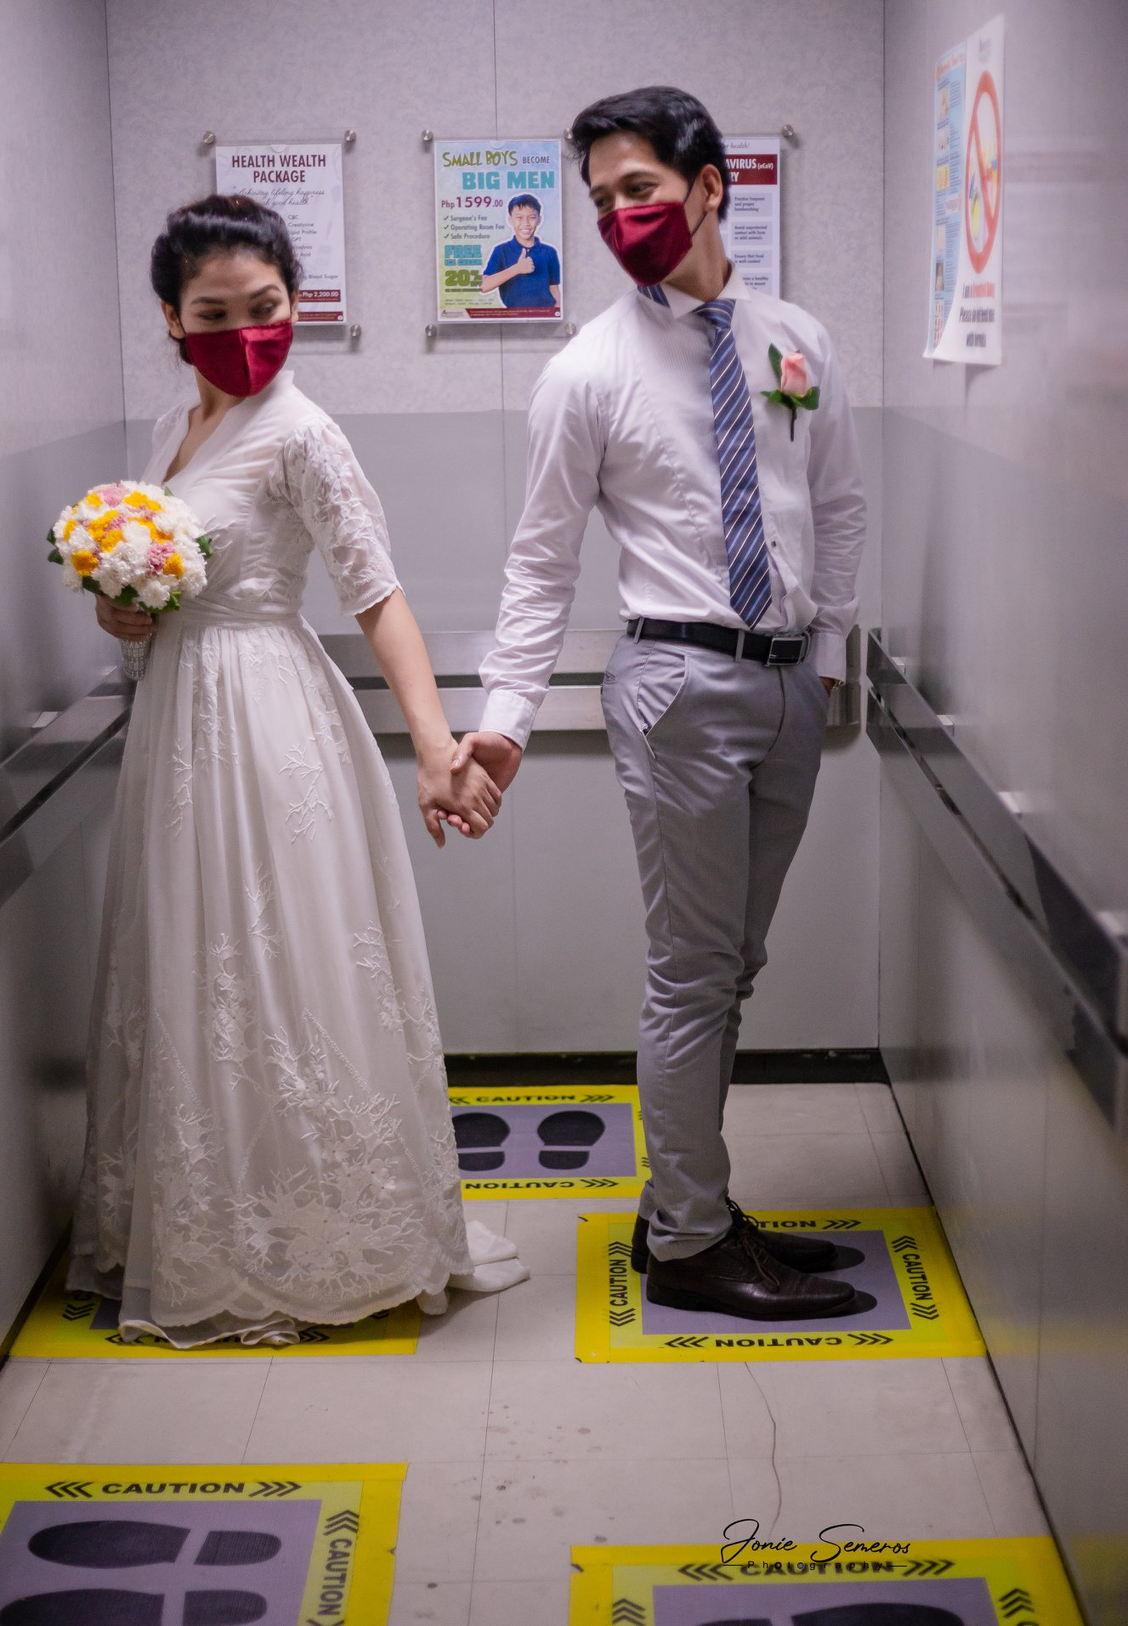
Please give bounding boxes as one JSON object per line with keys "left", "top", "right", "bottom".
{"left": 434, "top": 139, "right": 563, "bottom": 321}
{"left": 215, "top": 141, "right": 347, "bottom": 324}
{"left": 720, "top": 137, "right": 781, "bottom": 296}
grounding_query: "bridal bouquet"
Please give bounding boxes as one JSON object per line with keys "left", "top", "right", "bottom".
{"left": 48, "top": 483, "right": 212, "bottom": 679}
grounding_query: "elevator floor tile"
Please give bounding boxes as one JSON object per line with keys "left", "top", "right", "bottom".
{"left": 574, "top": 1209, "right": 984, "bottom": 1362}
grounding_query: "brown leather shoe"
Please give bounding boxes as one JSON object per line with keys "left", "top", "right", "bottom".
{"left": 645, "top": 1211, "right": 857, "bottom": 1320}
{"left": 631, "top": 1197, "right": 838, "bottom": 1274}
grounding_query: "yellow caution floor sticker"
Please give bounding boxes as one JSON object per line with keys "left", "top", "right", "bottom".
{"left": 452, "top": 1085, "right": 647, "bottom": 1199}
{"left": 575, "top": 1208, "right": 985, "bottom": 1362}
{"left": 0, "top": 1462, "right": 403, "bottom": 1625}
{"left": 568, "top": 1539, "right": 1084, "bottom": 1625}
{"left": 10, "top": 1258, "right": 420, "bottom": 1359}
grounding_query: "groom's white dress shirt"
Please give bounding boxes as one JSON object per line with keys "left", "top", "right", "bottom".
{"left": 479, "top": 263, "right": 867, "bottom": 749}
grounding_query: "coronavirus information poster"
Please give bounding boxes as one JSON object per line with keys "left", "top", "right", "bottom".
{"left": 925, "top": 16, "right": 1004, "bottom": 363}
{"left": 720, "top": 137, "right": 781, "bottom": 297}
{"left": 434, "top": 139, "right": 563, "bottom": 321}
{"left": 215, "top": 141, "right": 347, "bottom": 324}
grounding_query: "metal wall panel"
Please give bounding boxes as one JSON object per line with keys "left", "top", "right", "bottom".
{"left": 881, "top": 2, "right": 1128, "bottom": 1617}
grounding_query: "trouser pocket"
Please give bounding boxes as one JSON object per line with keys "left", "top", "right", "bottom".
{"left": 633, "top": 642, "right": 689, "bottom": 739}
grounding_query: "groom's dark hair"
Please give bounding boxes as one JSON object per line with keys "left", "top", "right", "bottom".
{"left": 568, "top": 86, "right": 731, "bottom": 221}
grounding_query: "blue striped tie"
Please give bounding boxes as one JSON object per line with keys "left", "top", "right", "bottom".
{"left": 697, "top": 298, "right": 771, "bottom": 627}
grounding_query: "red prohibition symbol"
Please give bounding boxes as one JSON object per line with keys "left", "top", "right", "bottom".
{"left": 965, "top": 70, "right": 1001, "bottom": 274}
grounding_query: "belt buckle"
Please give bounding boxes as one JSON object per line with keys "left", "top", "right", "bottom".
{"left": 765, "top": 630, "right": 811, "bottom": 665}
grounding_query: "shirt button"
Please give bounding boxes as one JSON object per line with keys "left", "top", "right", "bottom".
{"left": 770, "top": 539, "right": 778, "bottom": 549}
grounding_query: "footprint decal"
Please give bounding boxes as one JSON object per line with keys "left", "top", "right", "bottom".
{"left": 453, "top": 1111, "right": 510, "bottom": 1172}
{"left": 537, "top": 1109, "right": 606, "bottom": 1170}
{"left": 27, "top": 1521, "right": 281, "bottom": 1570}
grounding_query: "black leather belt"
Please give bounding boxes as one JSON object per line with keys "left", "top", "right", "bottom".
{"left": 626, "top": 618, "right": 811, "bottom": 665}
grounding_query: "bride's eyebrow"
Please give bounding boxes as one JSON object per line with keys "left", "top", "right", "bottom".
{"left": 190, "top": 284, "right": 280, "bottom": 307}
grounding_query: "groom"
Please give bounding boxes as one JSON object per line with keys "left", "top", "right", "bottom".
{"left": 453, "top": 87, "right": 867, "bottom": 1321}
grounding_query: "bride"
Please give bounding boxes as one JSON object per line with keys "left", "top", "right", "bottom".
{"left": 67, "top": 192, "right": 527, "bottom": 1346}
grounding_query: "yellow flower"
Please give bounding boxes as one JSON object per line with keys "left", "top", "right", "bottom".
{"left": 87, "top": 512, "right": 114, "bottom": 543}
{"left": 163, "top": 553, "right": 185, "bottom": 578}
{"left": 84, "top": 490, "right": 104, "bottom": 510}
{"left": 102, "top": 527, "right": 123, "bottom": 551}
{"left": 62, "top": 517, "right": 77, "bottom": 540}
{"left": 71, "top": 550, "right": 97, "bottom": 575}
{"left": 124, "top": 490, "right": 157, "bottom": 510}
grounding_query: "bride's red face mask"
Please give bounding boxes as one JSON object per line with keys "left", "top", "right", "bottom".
{"left": 183, "top": 322, "right": 293, "bottom": 396}
{"left": 165, "top": 251, "right": 296, "bottom": 397}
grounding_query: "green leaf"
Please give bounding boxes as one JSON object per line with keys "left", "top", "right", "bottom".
{"left": 46, "top": 528, "right": 56, "bottom": 545}
{"left": 47, "top": 547, "right": 63, "bottom": 564}
{"left": 163, "top": 484, "right": 173, "bottom": 496}
{"left": 761, "top": 388, "right": 787, "bottom": 404}
{"left": 118, "top": 585, "right": 138, "bottom": 605}
{"left": 798, "top": 386, "right": 820, "bottom": 410}
{"left": 768, "top": 343, "right": 783, "bottom": 380}
{"left": 165, "top": 592, "right": 181, "bottom": 612}
{"left": 81, "top": 576, "right": 101, "bottom": 595}
{"left": 198, "top": 534, "right": 213, "bottom": 558}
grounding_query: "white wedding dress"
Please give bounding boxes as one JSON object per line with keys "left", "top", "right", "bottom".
{"left": 67, "top": 368, "right": 527, "bottom": 1346}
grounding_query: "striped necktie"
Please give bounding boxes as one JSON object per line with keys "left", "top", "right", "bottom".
{"left": 696, "top": 298, "right": 771, "bottom": 628}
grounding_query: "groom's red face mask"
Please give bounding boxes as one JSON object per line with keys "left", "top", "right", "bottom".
{"left": 596, "top": 180, "right": 704, "bottom": 287}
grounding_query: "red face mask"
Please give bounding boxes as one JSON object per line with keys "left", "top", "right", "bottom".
{"left": 183, "top": 319, "right": 293, "bottom": 396}
{"left": 597, "top": 180, "right": 703, "bottom": 286}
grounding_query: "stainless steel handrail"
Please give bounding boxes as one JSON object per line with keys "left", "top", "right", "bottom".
{"left": 320, "top": 623, "right": 864, "bottom": 734}
{"left": 0, "top": 619, "right": 865, "bottom": 909}
{"left": 867, "top": 629, "right": 1128, "bottom": 1134}
{"left": 0, "top": 680, "right": 130, "bottom": 912}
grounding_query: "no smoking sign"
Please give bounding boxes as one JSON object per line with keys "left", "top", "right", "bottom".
{"left": 966, "top": 69, "right": 1001, "bottom": 273}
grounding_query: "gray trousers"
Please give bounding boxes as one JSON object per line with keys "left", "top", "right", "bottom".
{"left": 601, "top": 632, "right": 830, "bottom": 1261}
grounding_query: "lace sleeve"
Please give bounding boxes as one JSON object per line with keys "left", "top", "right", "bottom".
{"left": 272, "top": 416, "right": 402, "bottom": 617}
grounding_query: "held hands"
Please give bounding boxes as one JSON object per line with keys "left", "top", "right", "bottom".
{"left": 450, "top": 731, "right": 524, "bottom": 792}
{"left": 420, "top": 733, "right": 523, "bottom": 849}
{"left": 418, "top": 745, "right": 502, "bottom": 849}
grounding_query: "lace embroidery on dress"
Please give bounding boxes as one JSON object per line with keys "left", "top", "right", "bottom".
{"left": 267, "top": 416, "right": 401, "bottom": 618}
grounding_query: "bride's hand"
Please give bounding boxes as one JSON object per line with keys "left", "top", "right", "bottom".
{"left": 95, "top": 595, "right": 155, "bottom": 641}
{"left": 417, "top": 752, "right": 501, "bottom": 847}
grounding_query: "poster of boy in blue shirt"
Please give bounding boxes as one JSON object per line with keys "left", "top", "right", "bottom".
{"left": 481, "top": 194, "right": 561, "bottom": 311}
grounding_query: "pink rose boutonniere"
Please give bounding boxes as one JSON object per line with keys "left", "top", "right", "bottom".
{"left": 763, "top": 345, "right": 820, "bottom": 440}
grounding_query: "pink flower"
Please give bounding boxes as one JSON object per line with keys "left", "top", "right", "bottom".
{"left": 97, "top": 482, "right": 127, "bottom": 504}
{"left": 148, "top": 544, "right": 172, "bottom": 573}
{"left": 779, "top": 351, "right": 810, "bottom": 398}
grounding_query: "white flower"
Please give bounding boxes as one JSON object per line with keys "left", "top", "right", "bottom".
{"left": 122, "top": 518, "right": 153, "bottom": 548}
{"left": 138, "top": 577, "right": 172, "bottom": 610}
{"left": 60, "top": 558, "right": 85, "bottom": 592}
{"left": 179, "top": 558, "right": 207, "bottom": 596}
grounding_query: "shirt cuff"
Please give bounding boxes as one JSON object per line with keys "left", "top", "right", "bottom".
{"left": 807, "top": 628, "right": 847, "bottom": 683}
{"left": 479, "top": 690, "right": 538, "bottom": 750}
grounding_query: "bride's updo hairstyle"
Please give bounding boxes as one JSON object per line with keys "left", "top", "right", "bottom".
{"left": 150, "top": 193, "right": 303, "bottom": 361}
